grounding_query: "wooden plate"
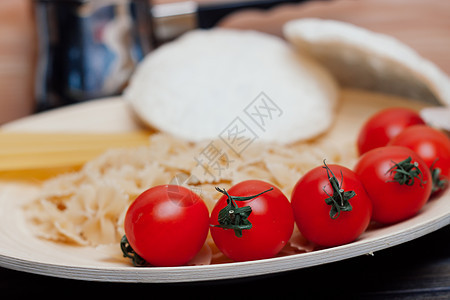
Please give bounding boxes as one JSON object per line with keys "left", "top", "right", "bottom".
{"left": 0, "top": 91, "right": 448, "bottom": 283}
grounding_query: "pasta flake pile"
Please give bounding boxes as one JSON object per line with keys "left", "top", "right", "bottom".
{"left": 24, "top": 132, "right": 356, "bottom": 247}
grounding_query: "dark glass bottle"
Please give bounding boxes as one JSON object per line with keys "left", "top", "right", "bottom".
{"left": 33, "top": 0, "right": 153, "bottom": 111}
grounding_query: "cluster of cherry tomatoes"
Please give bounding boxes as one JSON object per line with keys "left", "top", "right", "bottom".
{"left": 121, "top": 107, "right": 450, "bottom": 267}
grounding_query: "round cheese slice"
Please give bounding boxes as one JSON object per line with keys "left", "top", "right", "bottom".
{"left": 123, "top": 28, "right": 338, "bottom": 144}
{"left": 283, "top": 18, "right": 450, "bottom": 106}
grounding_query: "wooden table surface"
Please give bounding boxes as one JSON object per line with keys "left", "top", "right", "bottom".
{"left": 0, "top": 0, "right": 449, "bottom": 297}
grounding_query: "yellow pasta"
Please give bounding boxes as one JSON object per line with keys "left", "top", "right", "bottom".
{"left": 0, "top": 131, "right": 152, "bottom": 180}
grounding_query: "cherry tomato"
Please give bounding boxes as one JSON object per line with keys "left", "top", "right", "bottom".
{"left": 354, "top": 146, "right": 432, "bottom": 224}
{"left": 290, "top": 161, "right": 372, "bottom": 247}
{"left": 122, "top": 185, "right": 209, "bottom": 267}
{"left": 210, "top": 180, "right": 294, "bottom": 262}
{"left": 357, "top": 107, "right": 425, "bottom": 155}
{"left": 389, "top": 125, "right": 450, "bottom": 195}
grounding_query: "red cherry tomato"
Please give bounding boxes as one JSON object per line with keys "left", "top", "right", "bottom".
{"left": 210, "top": 180, "right": 294, "bottom": 262}
{"left": 122, "top": 185, "right": 209, "bottom": 267}
{"left": 290, "top": 161, "right": 372, "bottom": 247}
{"left": 354, "top": 146, "right": 432, "bottom": 224}
{"left": 389, "top": 125, "right": 450, "bottom": 195}
{"left": 357, "top": 107, "right": 425, "bottom": 155}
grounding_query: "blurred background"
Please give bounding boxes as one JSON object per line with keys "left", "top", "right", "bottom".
{"left": 0, "top": 0, "right": 306, "bottom": 124}
{"left": 0, "top": 0, "right": 35, "bottom": 125}
{"left": 0, "top": 0, "right": 449, "bottom": 125}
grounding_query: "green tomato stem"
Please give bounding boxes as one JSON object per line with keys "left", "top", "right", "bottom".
{"left": 120, "top": 235, "right": 147, "bottom": 267}
{"left": 322, "top": 160, "right": 355, "bottom": 220}
{"left": 212, "top": 186, "right": 273, "bottom": 237}
{"left": 386, "top": 156, "right": 425, "bottom": 186}
{"left": 430, "top": 159, "right": 448, "bottom": 194}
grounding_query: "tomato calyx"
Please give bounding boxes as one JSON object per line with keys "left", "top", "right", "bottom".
{"left": 120, "top": 235, "right": 148, "bottom": 267}
{"left": 386, "top": 156, "right": 425, "bottom": 187}
{"left": 322, "top": 160, "right": 355, "bottom": 219}
{"left": 430, "top": 160, "right": 448, "bottom": 194}
{"left": 212, "top": 186, "right": 273, "bottom": 238}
